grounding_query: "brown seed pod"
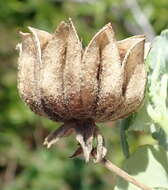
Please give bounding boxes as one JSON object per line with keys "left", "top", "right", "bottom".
{"left": 17, "top": 19, "right": 147, "bottom": 162}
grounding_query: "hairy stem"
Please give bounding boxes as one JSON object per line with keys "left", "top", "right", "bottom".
{"left": 100, "top": 158, "right": 154, "bottom": 190}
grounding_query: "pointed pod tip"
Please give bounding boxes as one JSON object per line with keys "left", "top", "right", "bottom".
{"left": 101, "top": 23, "right": 111, "bottom": 31}
{"left": 55, "top": 21, "right": 69, "bottom": 34}
{"left": 139, "top": 34, "right": 145, "bottom": 39}
{"left": 19, "top": 31, "right": 30, "bottom": 37}
{"left": 137, "top": 36, "right": 146, "bottom": 43}
{"left": 59, "top": 21, "right": 67, "bottom": 25}
{"left": 136, "top": 35, "right": 146, "bottom": 42}
{"left": 27, "top": 26, "right": 40, "bottom": 38}
{"left": 106, "top": 22, "right": 112, "bottom": 28}
{"left": 102, "top": 22, "right": 114, "bottom": 32}
{"left": 97, "top": 22, "right": 115, "bottom": 38}
{"left": 27, "top": 26, "right": 36, "bottom": 33}
{"left": 28, "top": 26, "right": 33, "bottom": 30}
{"left": 68, "top": 18, "right": 75, "bottom": 28}
{"left": 67, "top": 18, "right": 81, "bottom": 42}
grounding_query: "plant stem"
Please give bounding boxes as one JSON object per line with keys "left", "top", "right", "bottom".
{"left": 100, "top": 158, "right": 154, "bottom": 190}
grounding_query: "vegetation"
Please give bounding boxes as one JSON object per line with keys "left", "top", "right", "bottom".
{"left": 0, "top": 0, "right": 168, "bottom": 190}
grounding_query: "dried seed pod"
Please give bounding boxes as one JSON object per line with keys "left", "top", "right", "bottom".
{"left": 17, "top": 19, "right": 146, "bottom": 162}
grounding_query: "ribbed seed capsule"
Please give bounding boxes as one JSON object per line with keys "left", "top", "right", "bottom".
{"left": 80, "top": 26, "right": 101, "bottom": 116}
{"left": 17, "top": 19, "right": 147, "bottom": 162}
{"left": 63, "top": 20, "right": 83, "bottom": 118}
{"left": 95, "top": 24, "right": 123, "bottom": 120}
{"left": 41, "top": 22, "right": 71, "bottom": 121}
{"left": 17, "top": 32, "right": 44, "bottom": 116}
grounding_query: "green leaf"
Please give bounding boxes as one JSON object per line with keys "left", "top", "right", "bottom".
{"left": 147, "top": 30, "right": 168, "bottom": 76}
{"left": 127, "top": 29, "right": 168, "bottom": 136}
{"left": 152, "top": 127, "right": 168, "bottom": 151}
{"left": 146, "top": 29, "right": 168, "bottom": 135}
{"left": 119, "top": 118, "right": 131, "bottom": 158}
{"left": 115, "top": 145, "right": 168, "bottom": 190}
{"left": 128, "top": 95, "right": 152, "bottom": 132}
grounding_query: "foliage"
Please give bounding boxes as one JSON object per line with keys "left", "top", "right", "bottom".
{"left": 0, "top": 0, "right": 168, "bottom": 190}
{"left": 115, "top": 145, "right": 168, "bottom": 190}
{"left": 118, "top": 29, "right": 168, "bottom": 189}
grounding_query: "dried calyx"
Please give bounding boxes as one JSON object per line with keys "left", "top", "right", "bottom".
{"left": 17, "top": 19, "right": 147, "bottom": 162}
{"left": 43, "top": 119, "right": 107, "bottom": 163}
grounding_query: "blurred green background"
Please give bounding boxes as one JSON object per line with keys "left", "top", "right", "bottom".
{"left": 0, "top": 0, "right": 167, "bottom": 190}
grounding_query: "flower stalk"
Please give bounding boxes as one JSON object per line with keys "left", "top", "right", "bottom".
{"left": 100, "top": 158, "right": 154, "bottom": 190}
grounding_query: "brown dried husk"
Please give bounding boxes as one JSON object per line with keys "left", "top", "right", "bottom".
{"left": 17, "top": 19, "right": 146, "bottom": 162}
